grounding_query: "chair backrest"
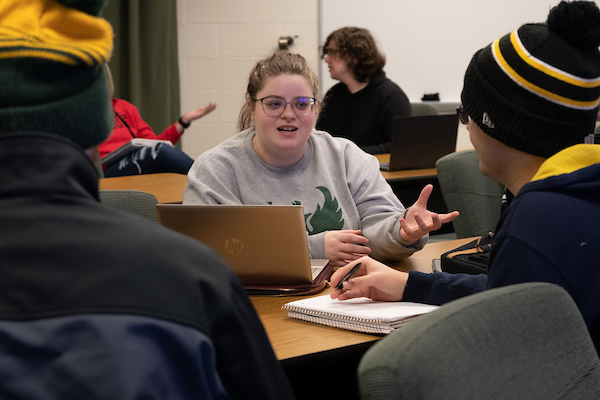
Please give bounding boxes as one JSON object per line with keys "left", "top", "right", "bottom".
{"left": 410, "top": 102, "right": 439, "bottom": 116}
{"left": 436, "top": 149, "right": 504, "bottom": 238}
{"left": 358, "top": 282, "right": 600, "bottom": 400}
{"left": 99, "top": 189, "right": 159, "bottom": 222}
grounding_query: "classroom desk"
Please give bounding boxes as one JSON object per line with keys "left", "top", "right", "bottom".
{"left": 99, "top": 172, "right": 187, "bottom": 203}
{"left": 375, "top": 153, "right": 437, "bottom": 182}
{"left": 97, "top": 154, "right": 450, "bottom": 205}
{"left": 251, "top": 237, "right": 472, "bottom": 360}
{"left": 375, "top": 148, "right": 474, "bottom": 182}
{"left": 251, "top": 237, "right": 473, "bottom": 399}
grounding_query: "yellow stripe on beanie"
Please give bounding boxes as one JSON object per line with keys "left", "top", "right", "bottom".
{"left": 510, "top": 31, "right": 600, "bottom": 89}
{"left": 492, "top": 34, "right": 600, "bottom": 110}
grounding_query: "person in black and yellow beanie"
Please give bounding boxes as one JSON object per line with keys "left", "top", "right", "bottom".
{"left": 0, "top": 2, "right": 295, "bottom": 399}
{"left": 330, "top": 0, "right": 600, "bottom": 358}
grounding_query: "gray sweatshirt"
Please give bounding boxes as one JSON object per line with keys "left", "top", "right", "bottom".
{"left": 183, "top": 128, "right": 426, "bottom": 261}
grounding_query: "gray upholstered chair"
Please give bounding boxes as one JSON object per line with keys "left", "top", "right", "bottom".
{"left": 358, "top": 282, "right": 600, "bottom": 400}
{"left": 99, "top": 190, "right": 159, "bottom": 222}
{"left": 410, "top": 102, "right": 439, "bottom": 116}
{"left": 436, "top": 149, "right": 505, "bottom": 238}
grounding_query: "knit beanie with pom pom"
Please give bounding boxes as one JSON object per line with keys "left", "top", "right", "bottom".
{"left": 461, "top": 1, "right": 600, "bottom": 157}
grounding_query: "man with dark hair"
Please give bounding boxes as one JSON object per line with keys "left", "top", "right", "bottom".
{"left": 0, "top": 1, "right": 294, "bottom": 398}
{"left": 317, "top": 27, "right": 411, "bottom": 154}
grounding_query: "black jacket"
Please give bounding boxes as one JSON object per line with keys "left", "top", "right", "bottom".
{"left": 0, "top": 131, "right": 294, "bottom": 399}
{"left": 316, "top": 71, "right": 411, "bottom": 154}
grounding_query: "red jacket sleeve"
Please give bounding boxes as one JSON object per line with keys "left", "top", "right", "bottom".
{"left": 98, "top": 98, "right": 183, "bottom": 158}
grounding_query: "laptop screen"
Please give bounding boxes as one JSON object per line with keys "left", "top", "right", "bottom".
{"left": 384, "top": 114, "right": 458, "bottom": 171}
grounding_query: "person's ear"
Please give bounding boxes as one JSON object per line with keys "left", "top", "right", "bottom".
{"left": 85, "top": 146, "right": 100, "bottom": 163}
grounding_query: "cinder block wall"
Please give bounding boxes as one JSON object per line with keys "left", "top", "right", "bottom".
{"left": 177, "top": 0, "right": 320, "bottom": 159}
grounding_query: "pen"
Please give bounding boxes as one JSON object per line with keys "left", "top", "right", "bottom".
{"left": 336, "top": 262, "right": 362, "bottom": 290}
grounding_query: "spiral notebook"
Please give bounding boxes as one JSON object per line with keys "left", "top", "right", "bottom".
{"left": 282, "top": 295, "right": 439, "bottom": 335}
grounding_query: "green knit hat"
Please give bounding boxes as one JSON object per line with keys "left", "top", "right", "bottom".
{"left": 461, "top": 1, "right": 600, "bottom": 157}
{"left": 0, "top": 0, "right": 114, "bottom": 149}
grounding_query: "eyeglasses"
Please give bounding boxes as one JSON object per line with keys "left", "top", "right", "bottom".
{"left": 456, "top": 106, "right": 470, "bottom": 125}
{"left": 257, "top": 96, "right": 317, "bottom": 116}
{"left": 320, "top": 46, "right": 340, "bottom": 60}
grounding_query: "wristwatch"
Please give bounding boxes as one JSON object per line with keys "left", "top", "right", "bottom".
{"left": 178, "top": 117, "right": 190, "bottom": 129}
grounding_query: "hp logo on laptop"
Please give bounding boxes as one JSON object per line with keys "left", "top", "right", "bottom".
{"left": 224, "top": 238, "right": 244, "bottom": 255}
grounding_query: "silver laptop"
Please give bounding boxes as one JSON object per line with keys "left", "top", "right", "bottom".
{"left": 155, "top": 204, "right": 328, "bottom": 287}
{"left": 380, "top": 114, "right": 459, "bottom": 171}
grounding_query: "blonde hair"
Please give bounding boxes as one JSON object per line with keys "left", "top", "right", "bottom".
{"left": 237, "top": 53, "right": 320, "bottom": 132}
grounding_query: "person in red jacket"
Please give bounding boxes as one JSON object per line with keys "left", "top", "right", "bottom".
{"left": 100, "top": 66, "right": 216, "bottom": 177}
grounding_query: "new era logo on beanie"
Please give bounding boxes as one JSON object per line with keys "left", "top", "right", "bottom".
{"left": 0, "top": 0, "right": 114, "bottom": 149}
{"left": 461, "top": 1, "right": 600, "bottom": 158}
{"left": 482, "top": 112, "right": 495, "bottom": 129}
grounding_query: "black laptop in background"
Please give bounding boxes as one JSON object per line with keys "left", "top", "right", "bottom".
{"left": 380, "top": 114, "right": 459, "bottom": 171}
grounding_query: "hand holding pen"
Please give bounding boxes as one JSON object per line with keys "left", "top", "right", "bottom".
{"left": 330, "top": 256, "right": 409, "bottom": 302}
{"left": 336, "top": 262, "right": 361, "bottom": 290}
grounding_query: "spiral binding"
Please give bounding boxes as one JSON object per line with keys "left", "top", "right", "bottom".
{"left": 283, "top": 305, "right": 394, "bottom": 335}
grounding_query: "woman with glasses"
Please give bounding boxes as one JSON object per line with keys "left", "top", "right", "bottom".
{"left": 183, "top": 52, "right": 457, "bottom": 266}
{"left": 316, "top": 27, "right": 411, "bottom": 154}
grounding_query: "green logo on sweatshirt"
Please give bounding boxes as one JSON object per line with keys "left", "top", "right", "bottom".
{"left": 269, "top": 187, "right": 344, "bottom": 235}
{"left": 303, "top": 186, "right": 344, "bottom": 235}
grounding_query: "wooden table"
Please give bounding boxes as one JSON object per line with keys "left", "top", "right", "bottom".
{"left": 99, "top": 173, "right": 187, "bottom": 203}
{"left": 375, "top": 153, "right": 437, "bottom": 182}
{"left": 250, "top": 237, "right": 473, "bottom": 361}
{"left": 252, "top": 237, "right": 472, "bottom": 399}
{"left": 97, "top": 156, "right": 443, "bottom": 205}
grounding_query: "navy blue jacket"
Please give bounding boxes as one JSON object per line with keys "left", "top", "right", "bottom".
{"left": 0, "top": 132, "right": 295, "bottom": 399}
{"left": 403, "top": 145, "right": 600, "bottom": 352}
